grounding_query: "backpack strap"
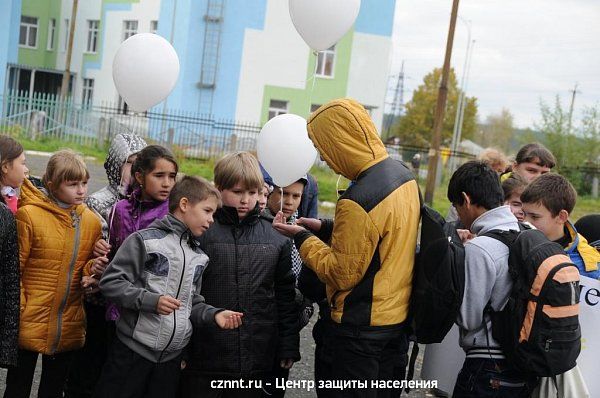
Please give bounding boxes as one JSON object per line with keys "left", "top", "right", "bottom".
{"left": 404, "top": 341, "right": 420, "bottom": 394}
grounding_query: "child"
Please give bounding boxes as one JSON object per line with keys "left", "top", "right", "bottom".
{"left": 94, "top": 145, "right": 178, "bottom": 321}
{"left": 180, "top": 152, "right": 299, "bottom": 398}
{"left": 258, "top": 180, "right": 270, "bottom": 213}
{"left": 94, "top": 176, "right": 242, "bottom": 398}
{"left": 65, "top": 133, "right": 147, "bottom": 398}
{"left": 261, "top": 174, "right": 313, "bottom": 398}
{"left": 520, "top": 173, "right": 595, "bottom": 397}
{"left": 447, "top": 161, "right": 536, "bottom": 397}
{"left": 501, "top": 173, "right": 528, "bottom": 222}
{"left": 0, "top": 136, "right": 27, "bottom": 368}
{"left": 501, "top": 142, "right": 555, "bottom": 182}
{"left": 521, "top": 173, "right": 600, "bottom": 279}
{"left": 0, "top": 135, "right": 29, "bottom": 214}
{"left": 4, "top": 150, "right": 102, "bottom": 398}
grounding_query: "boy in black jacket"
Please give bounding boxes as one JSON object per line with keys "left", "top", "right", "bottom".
{"left": 180, "top": 152, "right": 299, "bottom": 398}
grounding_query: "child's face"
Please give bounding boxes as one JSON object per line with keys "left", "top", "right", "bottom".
{"left": 53, "top": 179, "right": 89, "bottom": 206}
{"left": 513, "top": 158, "right": 551, "bottom": 182}
{"left": 258, "top": 183, "right": 269, "bottom": 212}
{"left": 180, "top": 196, "right": 219, "bottom": 237}
{"left": 522, "top": 201, "right": 567, "bottom": 241}
{"left": 1, "top": 152, "right": 29, "bottom": 188}
{"left": 120, "top": 154, "right": 137, "bottom": 192}
{"left": 505, "top": 191, "right": 525, "bottom": 221}
{"left": 220, "top": 183, "right": 259, "bottom": 220}
{"left": 136, "top": 158, "right": 177, "bottom": 202}
{"left": 267, "top": 181, "right": 304, "bottom": 219}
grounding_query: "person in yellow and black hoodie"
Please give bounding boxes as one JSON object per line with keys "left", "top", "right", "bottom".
{"left": 273, "top": 99, "right": 421, "bottom": 398}
{"left": 3, "top": 150, "right": 101, "bottom": 398}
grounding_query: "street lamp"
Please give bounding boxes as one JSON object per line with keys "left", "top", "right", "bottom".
{"left": 449, "top": 17, "right": 474, "bottom": 173}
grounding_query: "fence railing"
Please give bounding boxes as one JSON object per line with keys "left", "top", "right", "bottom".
{"left": 0, "top": 91, "right": 262, "bottom": 159}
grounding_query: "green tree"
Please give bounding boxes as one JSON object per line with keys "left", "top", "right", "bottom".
{"left": 391, "top": 68, "right": 478, "bottom": 147}
{"left": 581, "top": 105, "right": 600, "bottom": 165}
{"left": 475, "top": 108, "right": 515, "bottom": 152}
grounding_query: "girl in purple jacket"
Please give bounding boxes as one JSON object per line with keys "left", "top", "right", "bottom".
{"left": 91, "top": 145, "right": 178, "bottom": 319}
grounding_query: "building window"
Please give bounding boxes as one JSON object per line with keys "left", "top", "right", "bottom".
{"left": 86, "top": 20, "right": 99, "bottom": 53}
{"left": 268, "top": 100, "right": 288, "bottom": 120}
{"left": 19, "top": 16, "right": 38, "bottom": 48}
{"left": 63, "top": 18, "right": 70, "bottom": 51}
{"left": 150, "top": 20, "right": 158, "bottom": 34}
{"left": 316, "top": 45, "right": 335, "bottom": 78}
{"left": 310, "top": 104, "right": 322, "bottom": 113}
{"left": 123, "top": 20, "right": 138, "bottom": 41}
{"left": 82, "top": 78, "right": 94, "bottom": 108}
{"left": 47, "top": 18, "right": 56, "bottom": 50}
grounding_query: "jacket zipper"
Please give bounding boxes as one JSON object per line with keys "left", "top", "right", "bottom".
{"left": 51, "top": 211, "right": 81, "bottom": 354}
{"left": 158, "top": 233, "right": 187, "bottom": 363}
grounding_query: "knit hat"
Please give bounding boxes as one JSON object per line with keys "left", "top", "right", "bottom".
{"left": 574, "top": 214, "right": 600, "bottom": 248}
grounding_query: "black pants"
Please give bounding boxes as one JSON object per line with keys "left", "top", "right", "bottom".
{"left": 179, "top": 373, "right": 263, "bottom": 398}
{"left": 329, "top": 324, "right": 409, "bottom": 398}
{"left": 261, "top": 358, "right": 290, "bottom": 398}
{"left": 93, "top": 337, "right": 181, "bottom": 398}
{"left": 453, "top": 358, "right": 537, "bottom": 398}
{"left": 64, "top": 301, "right": 113, "bottom": 398}
{"left": 313, "top": 318, "right": 334, "bottom": 398}
{"left": 3, "top": 349, "right": 75, "bottom": 398}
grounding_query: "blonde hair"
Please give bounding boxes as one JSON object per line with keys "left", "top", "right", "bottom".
{"left": 213, "top": 151, "right": 263, "bottom": 191}
{"left": 478, "top": 148, "right": 508, "bottom": 173}
{"left": 43, "top": 150, "right": 89, "bottom": 192}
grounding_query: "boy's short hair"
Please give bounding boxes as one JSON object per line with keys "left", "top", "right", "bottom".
{"left": 520, "top": 173, "right": 577, "bottom": 216}
{"left": 169, "top": 175, "right": 222, "bottom": 213}
{"left": 447, "top": 160, "right": 503, "bottom": 210}
{"left": 502, "top": 173, "right": 528, "bottom": 201}
{"left": 515, "top": 143, "right": 556, "bottom": 168}
{"left": 214, "top": 151, "right": 263, "bottom": 191}
{"left": 42, "top": 150, "right": 89, "bottom": 190}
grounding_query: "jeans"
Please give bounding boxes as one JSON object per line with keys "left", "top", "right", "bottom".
{"left": 453, "top": 358, "right": 537, "bottom": 398}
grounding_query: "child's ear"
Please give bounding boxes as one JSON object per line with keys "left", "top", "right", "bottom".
{"left": 134, "top": 171, "right": 144, "bottom": 186}
{"left": 179, "top": 197, "right": 188, "bottom": 212}
{"left": 557, "top": 209, "right": 570, "bottom": 224}
{"left": 461, "top": 192, "right": 471, "bottom": 207}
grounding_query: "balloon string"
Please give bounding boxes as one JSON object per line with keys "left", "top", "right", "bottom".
{"left": 279, "top": 187, "right": 284, "bottom": 214}
{"left": 307, "top": 50, "right": 319, "bottom": 113}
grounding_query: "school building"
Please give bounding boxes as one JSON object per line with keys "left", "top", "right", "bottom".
{"left": 1, "top": 0, "right": 396, "bottom": 130}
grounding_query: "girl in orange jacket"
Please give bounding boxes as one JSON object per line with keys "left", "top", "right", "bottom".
{"left": 4, "top": 150, "right": 101, "bottom": 398}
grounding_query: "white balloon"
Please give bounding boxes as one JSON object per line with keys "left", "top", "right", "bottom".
{"left": 112, "top": 33, "right": 180, "bottom": 113}
{"left": 257, "top": 114, "right": 317, "bottom": 188}
{"left": 289, "top": 0, "right": 361, "bottom": 51}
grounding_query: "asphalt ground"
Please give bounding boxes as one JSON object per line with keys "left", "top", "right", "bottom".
{"left": 0, "top": 153, "right": 435, "bottom": 398}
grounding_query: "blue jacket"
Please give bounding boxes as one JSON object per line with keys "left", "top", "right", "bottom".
{"left": 565, "top": 221, "right": 600, "bottom": 280}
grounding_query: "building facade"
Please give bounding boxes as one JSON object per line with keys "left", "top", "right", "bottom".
{"left": 5, "top": 0, "right": 396, "bottom": 130}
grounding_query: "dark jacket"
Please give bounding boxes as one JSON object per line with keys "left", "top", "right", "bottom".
{"left": 186, "top": 205, "right": 299, "bottom": 377}
{"left": 298, "top": 174, "right": 319, "bottom": 219}
{"left": 0, "top": 202, "right": 19, "bottom": 367}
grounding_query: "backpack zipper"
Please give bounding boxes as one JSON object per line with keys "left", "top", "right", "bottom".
{"left": 51, "top": 211, "right": 81, "bottom": 354}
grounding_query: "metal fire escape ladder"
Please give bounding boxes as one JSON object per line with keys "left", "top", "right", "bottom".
{"left": 197, "top": 0, "right": 225, "bottom": 115}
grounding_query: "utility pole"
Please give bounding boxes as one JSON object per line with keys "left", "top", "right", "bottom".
{"left": 424, "top": 0, "right": 460, "bottom": 205}
{"left": 60, "top": 0, "right": 78, "bottom": 100}
{"left": 567, "top": 83, "right": 580, "bottom": 135}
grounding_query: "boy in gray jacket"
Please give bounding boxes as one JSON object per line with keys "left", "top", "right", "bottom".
{"left": 95, "top": 176, "right": 243, "bottom": 398}
{"left": 447, "top": 161, "right": 536, "bottom": 398}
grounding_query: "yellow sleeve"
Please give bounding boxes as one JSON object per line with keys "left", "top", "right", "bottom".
{"left": 15, "top": 208, "right": 33, "bottom": 311}
{"left": 299, "top": 199, "right": 379, "bottom": 292}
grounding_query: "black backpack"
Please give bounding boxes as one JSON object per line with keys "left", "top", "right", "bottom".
{"left": 409, "top": 205, "right": 466, "bottom": 344}
{"left": 483, "top": 228, "right": 581, "bottom": 377}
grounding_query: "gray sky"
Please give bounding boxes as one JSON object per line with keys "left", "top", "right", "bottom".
{"left": 390, "top": 0, "right": 600, "bottom": 128}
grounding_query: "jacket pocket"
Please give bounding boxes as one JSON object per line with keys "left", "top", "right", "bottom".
{"left": 132, "top": 311, "right": 172, "bottom": 351}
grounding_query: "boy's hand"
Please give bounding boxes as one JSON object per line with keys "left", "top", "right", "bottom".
{"left": 93, "top": 239, "right": 112, "bottom": 257}
{"left": 215, "top": 310, "right": 244, "bottom": 329}
{"left": 457, "top": 229, "right": 475, "bottom": 243}
{"left": 280, "top": 359, "right": 294, "bottom": 369}
{"left": 91, "top": 256, "right": 109, "bottom": 276}
{"left": 296, "top": 218, "right": 321, "bottom": 233}
{"left": 81, "top": 275, "right": 100, "bottom": 295}
{"left": 272, "top": 211, "right": 304, "bottom": 238}
{"left": 157, "top": 296, "right": 181, "bottom": 315}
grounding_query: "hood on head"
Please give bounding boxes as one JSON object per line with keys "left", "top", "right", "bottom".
{"left": 307, "top": 99, "right": 388, "bottom": 180}
{"left": 104, "top": 133, "right": 147, "bottom": 188}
